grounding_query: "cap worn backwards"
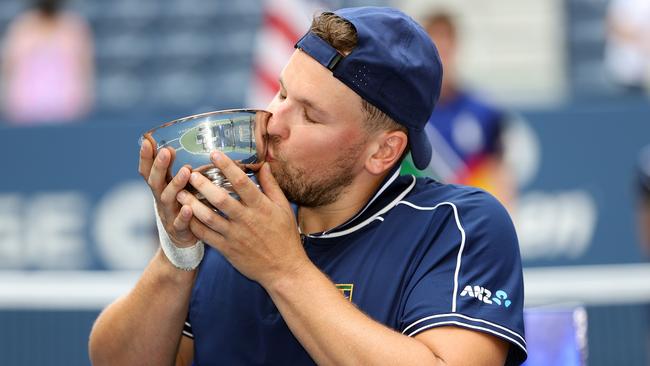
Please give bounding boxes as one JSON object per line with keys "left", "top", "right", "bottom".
{"left": 295, "top": 6, "right": 443, "bottom": 170}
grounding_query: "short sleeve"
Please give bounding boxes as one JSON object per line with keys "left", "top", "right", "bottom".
{"left": 399, "top": 192, "right": 527, "bottom": 365}
{"left": 182, "top": 317, "right": 194, "bottom": 339}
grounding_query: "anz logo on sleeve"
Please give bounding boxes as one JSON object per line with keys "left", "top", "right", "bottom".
{"left": 460, "top": 285, "right": 512, "bottom": 308}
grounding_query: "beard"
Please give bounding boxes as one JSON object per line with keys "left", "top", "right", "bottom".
{"left": 269, "top": 139, "right": 365, "bottom": 207}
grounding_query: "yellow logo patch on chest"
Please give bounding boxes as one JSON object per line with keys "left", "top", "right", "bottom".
{"left": 335, "top": 284, "right": 354, "bottom": 301}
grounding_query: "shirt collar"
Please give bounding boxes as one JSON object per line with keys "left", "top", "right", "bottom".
{"left": 301, "top": 166, "right": 416, "bottom": 239}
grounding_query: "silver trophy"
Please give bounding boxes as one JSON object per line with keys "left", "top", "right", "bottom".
{"left": 141, "top": 109, "right": 270, "bottom": 201}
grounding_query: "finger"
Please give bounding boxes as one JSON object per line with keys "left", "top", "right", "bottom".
{"left": 147, "top": 147, "right": 172, "bottom": 196}
{"left": 189, "top": 218, "right": 227, "bottom": 253}
{"left": 167, "top": 147, "right": 177, "bottom": 181}
{"left": 188, "top": 171, "right": 242, "bottom": 220}
{"left": 177, "top": 188, "right": 230, "bottom": 234}
{"left": 258, "top": 163, "right": 290, "bottom": 207}
{"left": 160, "top": 166, "right": 191, "bottom": 206}
{"left": 138, "top": 138, "right": 154, "bottom": 180}
{"left": 171, "top": 205, "right": 197, "bottom": 244}
{"left": 211, "top": 151, "right": 264, "bottom": 208}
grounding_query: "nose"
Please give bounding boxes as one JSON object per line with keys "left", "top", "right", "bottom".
{"left": 266, "top": 95, "right": 291, "bottom": 140}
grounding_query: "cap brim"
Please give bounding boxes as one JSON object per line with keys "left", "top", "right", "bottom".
{"left": 409, "top": 128, "right": 432, "bottom": 171}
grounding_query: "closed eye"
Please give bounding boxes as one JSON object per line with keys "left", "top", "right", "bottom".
{"left": 303, "top": 109, "right": 319, "bottom": 124}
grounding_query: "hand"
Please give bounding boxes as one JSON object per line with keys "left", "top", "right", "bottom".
{"left": 139, "top": 139, "right": 198, "bottom": 248}
{"left": 176, "top": 151, "right": 310, "bottom": 286}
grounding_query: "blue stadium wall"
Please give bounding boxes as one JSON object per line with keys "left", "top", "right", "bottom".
{"left": 0, "top": 99, "right": 649, "bottom": 365}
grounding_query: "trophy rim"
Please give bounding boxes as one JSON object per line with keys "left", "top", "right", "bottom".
{"left": 140, "top": 108, "right": 272, "bottom": 143}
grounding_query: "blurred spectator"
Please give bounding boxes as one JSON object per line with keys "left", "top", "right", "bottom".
{"left": 1, "top": 0, "right": 94, "bottom": 125}
{"left": 635, "top": 144, "right": 650, "bottom": 366}
{"left": 637, "top": 145, "right": 650, "bottom": 257}
{"left": 604, "top": 0, "right": 650, "bottom": 93}
{"left": 401, "top": 10, "right": 516, "bottom": 209}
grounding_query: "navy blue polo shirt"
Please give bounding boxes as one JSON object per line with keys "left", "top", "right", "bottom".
{"left": 185, "top": 168, "right": 527, "bottom": 365}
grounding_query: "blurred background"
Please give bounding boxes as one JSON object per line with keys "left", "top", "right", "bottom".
{"left": 0, "top": 0, "right": 648, "bottom": 364}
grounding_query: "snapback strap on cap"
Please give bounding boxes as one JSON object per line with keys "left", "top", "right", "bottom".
{"left": 295, "top": 32, "right": 343, "bottom": 70}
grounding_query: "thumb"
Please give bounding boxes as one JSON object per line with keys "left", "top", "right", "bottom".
{"left": 259, "top": 163, "right": 289, "bottom": 207}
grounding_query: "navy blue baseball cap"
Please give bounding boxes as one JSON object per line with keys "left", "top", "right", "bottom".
{"left": 295, "top": 6, "right": 443, "bottom": 170}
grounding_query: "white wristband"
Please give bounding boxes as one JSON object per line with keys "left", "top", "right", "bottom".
{"left": 154, "top": 203, "right": 204, "bottom": 271}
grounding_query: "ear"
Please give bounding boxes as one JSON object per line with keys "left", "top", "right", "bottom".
{"left": 365, "top": 130, "right": 408, "bottom": 175}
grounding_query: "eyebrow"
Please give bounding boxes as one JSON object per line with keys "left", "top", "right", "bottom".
{"left": 278, "top": 78, "right": 327, "bottom": 116}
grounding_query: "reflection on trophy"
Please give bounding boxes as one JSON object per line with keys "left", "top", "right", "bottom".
{"left": 141, "top": 109, "right": 270, "bottom": 202}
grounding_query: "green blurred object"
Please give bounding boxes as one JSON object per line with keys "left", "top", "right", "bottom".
{"left": 400, "top": 152, "right": 436, "bottom": 178}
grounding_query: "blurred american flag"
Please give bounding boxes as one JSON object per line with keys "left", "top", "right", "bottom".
{"left": 247, "top": 0, "right": 334, "bottom": 108}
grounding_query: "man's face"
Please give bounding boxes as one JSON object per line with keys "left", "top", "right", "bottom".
{"left": 265, "top": 50, "right": 370, "bottom": 207}
{"left": 426, "top": 20, "right": 457, "bottom": 90}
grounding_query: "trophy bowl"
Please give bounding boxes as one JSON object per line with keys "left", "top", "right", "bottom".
{"left": 140, "top": 109, "right": 270, "bottom": 201}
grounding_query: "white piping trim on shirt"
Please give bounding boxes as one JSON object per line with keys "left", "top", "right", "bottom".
{"left": 322, "top": 169, "right": 401, "bottom": 235}
{"left": 402, "top": 312, "right": 526, "bottom": 346}
{"left": 396, "top": 201, "right": 466, "bottom": 313}
{"left": 183, "top": 321, "right": 194, "bottom": 338}
{"left": 406, "top": 320, "right": 527, "bottom": 356}
{"left": 310, "top": 175, "right": 417, "bottom": 239}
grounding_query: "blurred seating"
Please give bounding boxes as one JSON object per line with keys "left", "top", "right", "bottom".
{"left": 74, "top": 0, "right": 263, "bottom": 113}
{"left": 0, "top": 0, "right": 392, "bottom": 116}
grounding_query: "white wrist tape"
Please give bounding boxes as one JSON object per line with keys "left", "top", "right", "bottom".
{"left": 154, "top": 203, "right": 204, "bottom": 271}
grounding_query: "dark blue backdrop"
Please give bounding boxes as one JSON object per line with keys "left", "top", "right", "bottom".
{"left": 0, "top": 99, "right": 649, "bottom": 366}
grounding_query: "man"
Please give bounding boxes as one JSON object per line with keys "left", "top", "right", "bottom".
{"left": 402, "top": 11, "right": 516, "bottom": 210}
{"left": 605, "top": 0, "right": 650, "bottom": 93}
{"left": 1, "top": 0, "right": 94, "bottom": 124}
{"left": 638, "top": 145, "right": 650, "bottom": 256}
{"left": 638, "top": 145, "right": 650, "bottom": 366}
{"left": 89, "top": 7, "right": 526, "bottom": 365}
